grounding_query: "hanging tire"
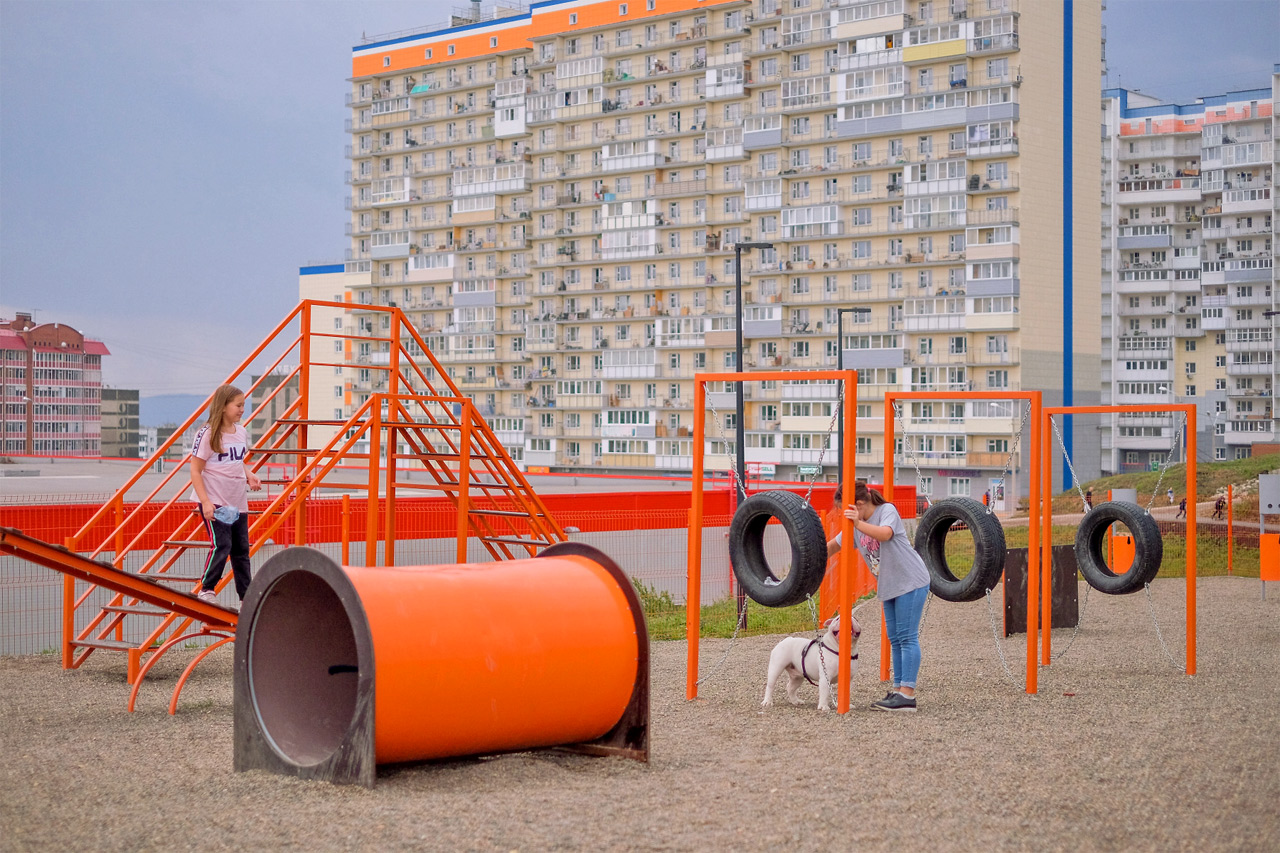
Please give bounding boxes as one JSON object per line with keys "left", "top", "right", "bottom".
{"left": 728, "top": 490, "right": 827, "bottom": 608}
{"left": 913, "top": 498, "right": 1007, "bottom": 603}
{"left": 1075, "top": 501, "right": 1163, "bottom": 595}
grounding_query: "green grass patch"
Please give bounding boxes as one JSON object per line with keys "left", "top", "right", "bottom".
{"left": 1042, "top": 453, "right": 1280, "bottom": 516}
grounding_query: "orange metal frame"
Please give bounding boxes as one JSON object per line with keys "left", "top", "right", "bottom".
{"left": 1040, "top": 404, "right": 1197, "bottom": 676}
{"left": 686, "top": 370, "right": 860, "bottom": 713}
{"left": 40, "top": 300, "right": 561, "bottom": 708}
{"left": 884, "top": 391, "right": 1043, "bottom": 694}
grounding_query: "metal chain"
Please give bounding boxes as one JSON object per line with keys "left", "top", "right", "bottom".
{"left": 1050, "top": 584, "right": 1090, "bottom": 663}
{"left": 892, "top": 400, "right": 932, "bottom": 508}
{"left": 801, "top": 402, "right": 843, "bottom": 507}
{"left": 706, "top": 393, "right": 747, "bottom": 498}
{"left": 694, "top": 594, "right": 750, "bottom": 687}
{"left": 987, "top": 401, "right": 1033, "bottom": 515}
{"left": 1049, "top": 413, "right": 1091, "bottom": 511}
{"left": 1143, "top": 582, "right": 1183, "bottom": 670}
{"left": 1145, "top": 413, "right": 1187, "bottom": 514}
{"left": 984, "top": 588, "right": 1024, "bottom": 690}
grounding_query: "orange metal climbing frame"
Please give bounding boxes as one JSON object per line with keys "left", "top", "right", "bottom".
{"left": 29, "top": 300, "right": 562, "bottom": 707}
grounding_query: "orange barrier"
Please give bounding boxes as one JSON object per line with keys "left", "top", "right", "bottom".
{"left": 233, "top": 542, "right": 648, "bottom": 786}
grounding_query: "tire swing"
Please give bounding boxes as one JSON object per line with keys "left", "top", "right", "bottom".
{"left": 728, "top": 490, "right": 827, "bottom": 608}
{"left": 912, "top": 498, "right": 1008, "bottom": 602}
{"left": 1074, "top": 501, "right": 1163, "bottom": 594}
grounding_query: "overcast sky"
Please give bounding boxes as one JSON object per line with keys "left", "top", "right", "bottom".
{"left": 1, "top": 0, "right": 1276, "bottom": 397}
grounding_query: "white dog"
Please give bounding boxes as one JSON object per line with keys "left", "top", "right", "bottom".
{"left": 761, "top": 613, "right": 862, "bottom": 711}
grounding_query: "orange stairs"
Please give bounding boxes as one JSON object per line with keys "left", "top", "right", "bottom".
{"left": 30, "top": 300, "right": 564, "bottom": 697}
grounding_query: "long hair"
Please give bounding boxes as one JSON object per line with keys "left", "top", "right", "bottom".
{"left": 203, "top": 384, "right": 243, "bottom": 455}
{"left": 853, "top": 483, "right": 887, "bottom": 507}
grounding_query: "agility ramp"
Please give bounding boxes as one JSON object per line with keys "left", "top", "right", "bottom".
{"left": 12, "top": 300, "right": 565, "bottom": 701}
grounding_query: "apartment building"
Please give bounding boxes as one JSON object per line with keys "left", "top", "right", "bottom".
{"left": 100, "top": 388, "right": 141, "bottom": 458}
{"left": 0, "top": 312, "right": 108, "bottom": 456}
{"left": 1101, "top": 77, "right": 1277, "bottom": 473}
{"left": 336, "top": 0, "right": 1101, "bottom": 501}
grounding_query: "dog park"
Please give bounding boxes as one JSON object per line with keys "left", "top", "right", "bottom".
{"left": 2, "top": 302, "right": 1278, "bottom": 850}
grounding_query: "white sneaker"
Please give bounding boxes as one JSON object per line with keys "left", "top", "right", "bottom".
{"left": 196, "top": 589, "right": 217, "bottom": 604}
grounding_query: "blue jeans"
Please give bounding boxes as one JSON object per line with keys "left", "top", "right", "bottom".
{"left": 882, "top": 585, "right": 928, "bottom": 689}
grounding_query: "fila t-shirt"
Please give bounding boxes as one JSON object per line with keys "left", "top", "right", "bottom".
{"left": 192, "top": 424, "right": 250, "bottom": 513}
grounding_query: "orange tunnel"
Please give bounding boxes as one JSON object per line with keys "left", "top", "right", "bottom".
{"left": 233, "top": 543, "right": 648, "bottom": 786}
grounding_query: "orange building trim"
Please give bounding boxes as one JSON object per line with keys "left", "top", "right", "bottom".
{"left": 352, "top": 0, "right": 743, "bottom": 78}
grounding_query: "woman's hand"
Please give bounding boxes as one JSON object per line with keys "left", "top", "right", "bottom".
{"left": 201, "top": 502, "right": 216, "bottom": 521}
{"left": 843, "top": 508, "right": 860, "bottom": 522}
{"left": 247, "top": 471, "right": 262, "bottom": 492}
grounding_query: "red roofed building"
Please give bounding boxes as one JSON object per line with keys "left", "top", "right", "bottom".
{"left": 1, "top": 312, "right": 110, "bottom": 456}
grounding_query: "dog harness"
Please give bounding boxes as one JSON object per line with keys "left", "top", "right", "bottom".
{"left": 800, "top": 633, "right": 858, "bottom": 686}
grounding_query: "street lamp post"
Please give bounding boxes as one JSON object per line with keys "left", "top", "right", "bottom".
{"left": 834, "top": 307, "right": 861, "bottom": 481}
{"left": 732, "top": 242, "right": 774, "bottom": 506}
{"left": 732, "top": 241, "right": 773, "bottom": 627}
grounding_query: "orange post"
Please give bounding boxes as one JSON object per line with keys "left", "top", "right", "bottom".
{"left": 365, "top": 404, "right": 381, "bottom": 567}
{"left": 457, "top": 402, "right": 473, "bottom": 565}
{"left": 1185, "top": 408, "right": 1196, "bottom": 675}
{"left": 685, "top": 378, "right": 707, "bottom": 700}
{"left": 341, "top": 494, "right": 351, "bottom": 566}
{"left": 1040, "top": 410, "right": 1054, "bottom": 668}
{"left": 836, "top": 368, "right": 856, "bottom": 713}
{"left": 62, "top": 572, "right": 75, "bottom": 669}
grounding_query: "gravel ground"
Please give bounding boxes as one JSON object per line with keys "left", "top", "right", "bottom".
{"left": 2, "top": 576, "right": 1277, "bottom": 852}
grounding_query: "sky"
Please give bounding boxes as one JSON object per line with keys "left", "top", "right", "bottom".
{"left": 1, "top": 0, "right": 1276, "bottom": 398}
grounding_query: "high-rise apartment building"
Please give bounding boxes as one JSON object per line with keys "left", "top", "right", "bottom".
{"left": 336, "top": 0, "right": 1101, "bottom": 502}
{"left": 0, "top": 312, "right": 108, "bottom": 456}
{"left": 1100, "top": 76, "right": 1276, "bottom": 473}
{"left": 100, "top": 388, "right": 140, "bottom": 458}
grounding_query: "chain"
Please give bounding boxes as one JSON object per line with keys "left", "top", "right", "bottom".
{"left": 892, "top": 400, "right": 931, "bottom": 508}
{"left": 706, "top": 392, "right": 747, "bottom": 498}
{"left": 984, "top": 588, "right": 1024, "bottom": 690}
{"left": 694, "top": 594, "right": 750, "bottom": 687}
{"left": 987, "top": 401, "right": 1033, "bottom": 516}
{"left": 1143, "top": 582, "right": 1183, "bottom": 670}
{"left": 1050, "top": 583, "right": 1090, "bottom": 663}
{"left": 1146, "top": 414, "right": 1187, "bottom": 514}
{"left": 1049, "top": 414, "right": 1091, "bottom": 511}
{"left": 801, "top": 403, "right": 842, "bottom": 506}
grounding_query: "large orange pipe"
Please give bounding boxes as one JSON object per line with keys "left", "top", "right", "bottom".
{"left": 235, "top": 543, "right": 647, "bottom": 785}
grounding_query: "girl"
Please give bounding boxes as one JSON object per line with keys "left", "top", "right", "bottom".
{"left": 190, "top": 384, "right": 261, "bottom": 606}
{"left": 827, "top": 483, "right": 931, "bottom": 712}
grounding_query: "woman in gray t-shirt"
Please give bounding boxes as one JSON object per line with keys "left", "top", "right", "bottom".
{"left": 827, "top": 483, "right": 931, "bottom": 713}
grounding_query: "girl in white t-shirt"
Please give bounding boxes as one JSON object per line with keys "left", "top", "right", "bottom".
{"left": 190, "top": 384, "right": 261, "bottom": 606}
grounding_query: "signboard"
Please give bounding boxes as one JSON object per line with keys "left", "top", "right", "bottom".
{"left": 527, "top": 466, "right": 550, "bottom": 474}
{"left": 747, "top": 463, "right": 777, "bottom": 477}
{"left": 797, "top": 465, "right": 822, "bottom": 476}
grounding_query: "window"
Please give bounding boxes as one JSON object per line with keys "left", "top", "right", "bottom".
{"left": 569, "top": 13, "right": 578, "bottom": 23}
{"left": 949, "top": 478, "right": 971, "bottom": 497}
{"left": 619, "top": 3, "right": 628, "bottom": 13}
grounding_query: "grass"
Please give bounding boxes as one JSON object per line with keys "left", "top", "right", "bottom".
{"left": 1041, "top": 452, "right": 1280, "bottom": 516}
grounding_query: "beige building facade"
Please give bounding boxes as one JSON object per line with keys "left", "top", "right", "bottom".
{"left": 1100, "top": 76, "right": 1276, "bottom": 473}
{"left": 327, "top": 0, "right": 1102, "bottom": 501}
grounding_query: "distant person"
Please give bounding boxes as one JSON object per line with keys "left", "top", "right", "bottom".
{"left": 190, "top": 384, "right": 261, "bottom": 608}
{"left": 1176, "top": 497, "right": 1187, "bottom": 519}
{"left": 1084, "top": 489, "right": 1093, "bottom": 511}
{"left": 982, "top": 490, "right": 990, "bottom": 507}
{"left": 1167, "top": 487, "right": 1175, "bottom": 506}
{"left": 1212, "top": 495, "right": 1226, "bottom": 520}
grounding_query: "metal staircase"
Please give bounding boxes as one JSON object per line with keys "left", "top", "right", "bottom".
{"left": 49, "top": 300, "right": 564, "bottom": 689}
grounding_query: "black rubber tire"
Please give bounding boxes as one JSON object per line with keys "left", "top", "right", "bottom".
{"left": 728, "top": 490, "right": 827, "bottom": 608}
{"left": 1074, "top": 501, "right": 1163, "bottom": 595}
{"left": 912, "top": 497, "right": 1007, "bottom": 602}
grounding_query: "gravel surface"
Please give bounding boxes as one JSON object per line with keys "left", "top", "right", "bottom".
{"left": 2, "top": 576, "right": 1277, "bottom": 852}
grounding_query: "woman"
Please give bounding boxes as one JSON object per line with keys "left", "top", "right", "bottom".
{"left": 827, "top": 483, "right": 931, "bottom": 712}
